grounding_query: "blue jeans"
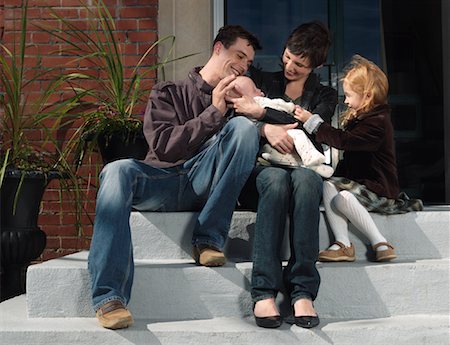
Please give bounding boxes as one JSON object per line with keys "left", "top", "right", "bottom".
{"left": 88, "top": 116, "right": 259, "bottom": 310}
{"left": 250, "top": 165, "right": 322, "bottom": 304}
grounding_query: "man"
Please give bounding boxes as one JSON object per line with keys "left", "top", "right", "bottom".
{"left": 88, "top": 25, "right": 261, "bottom": 330}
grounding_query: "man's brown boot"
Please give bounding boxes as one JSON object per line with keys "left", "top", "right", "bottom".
{"left": 95, "top": 300, "right": 134, "bottom": 329}
{"left": 193, "top": 245, "right": 226, "bottom": 267}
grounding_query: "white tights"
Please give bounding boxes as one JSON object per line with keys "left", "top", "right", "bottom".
{"left": 322, "top": 181, "right": 388, "bottom": 251}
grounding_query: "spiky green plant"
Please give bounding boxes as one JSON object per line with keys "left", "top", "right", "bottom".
{"left": 38, "top": 0, "right": 196, "bottom": 165}
{"left": 0, "top": 0, "right": 85, "bottom": 229}
{"left": 0, "top": 0, "right": 79, "bottom": 184}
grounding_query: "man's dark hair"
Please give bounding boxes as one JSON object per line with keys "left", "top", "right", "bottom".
{"left": 285, "top": 21, "right": 331, "bottom": 68}
{"left": 213, "top": 25, "right": 262, "bottom": 51}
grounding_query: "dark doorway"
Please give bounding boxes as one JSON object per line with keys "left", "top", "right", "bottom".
{"left": 381, "top": 0, "right": 445, "bottom": 203}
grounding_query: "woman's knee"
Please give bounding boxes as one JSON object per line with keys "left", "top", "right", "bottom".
{"left": 291, "top": 168, "right": 323, "bottom": 195}
{"left": 256, "top": 167, "right": 290, "bottom": 195}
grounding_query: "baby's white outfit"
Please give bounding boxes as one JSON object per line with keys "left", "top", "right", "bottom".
{"left": 254, "top": 96, "right": 334, "bottom": 178}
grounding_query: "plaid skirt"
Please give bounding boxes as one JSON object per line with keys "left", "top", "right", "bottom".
{"left": 328, "top": 177, "right": 424, "bottom": 215}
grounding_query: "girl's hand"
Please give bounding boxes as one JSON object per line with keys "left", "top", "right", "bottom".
{"left": 294, "top": 105, "right": 313, "bottom": 123}
{"left": 261, "top": 123, "right": 298, "bottom": 154}
{"left": 226, "top": 95, "right": 265, "bottom": 119}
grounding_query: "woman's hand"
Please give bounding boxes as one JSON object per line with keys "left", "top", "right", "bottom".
{"left": 261, "top": 123, "right": 298, "bottom": 154}
{"left": 226, "top": 95, "right": 265, "bottom": 119}
{"left": 294, "top": 105, "right": 313, "bottom": 123}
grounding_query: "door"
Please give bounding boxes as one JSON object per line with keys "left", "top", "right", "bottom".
{"left": 224, "top": 0, "right": 446, "bottom": 204}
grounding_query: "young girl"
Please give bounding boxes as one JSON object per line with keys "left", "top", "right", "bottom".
{"left": 295, "top": 54, "right": 407, "bottom": 262}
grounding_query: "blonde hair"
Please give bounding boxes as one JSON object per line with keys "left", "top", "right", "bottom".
{"left": 340, "top": 55, "right": 388, "bottom": 127}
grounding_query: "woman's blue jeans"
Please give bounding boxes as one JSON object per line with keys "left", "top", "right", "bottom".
{"left": 250, "top": 165, "right": 323, "bottom": 304}
{"left": 88, "top": 116, "right": 259, "bottom": 311}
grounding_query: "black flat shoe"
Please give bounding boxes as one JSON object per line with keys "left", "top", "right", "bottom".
{"left": 254, "top": 315, "right": 282, "bottom": 328}
{"left": 294, "top": 315, "right": 320, "bottom": 328}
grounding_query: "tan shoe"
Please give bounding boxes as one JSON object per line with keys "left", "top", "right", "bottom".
{"left": 193, "top": 245, "right": 226, "bottom": 267}
{"left": 95, "top": 300, "right": 133, "bottom": 329}
{"left": 318, "top": 241, "right": 356, "bottom": 262}
{"left": 373, "top": 242, "right": 397, "bottom": 262}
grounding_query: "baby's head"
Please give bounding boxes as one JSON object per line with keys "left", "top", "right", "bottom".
{"left": 230, "top": 76, "right": 263, "bottom": 98}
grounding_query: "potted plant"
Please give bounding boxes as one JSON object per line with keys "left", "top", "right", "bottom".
{"left": 41, "top": 0, "right": 195, "bottom": 165}
{"left": 0, "top": 0, "right": 81, "bottom": 301}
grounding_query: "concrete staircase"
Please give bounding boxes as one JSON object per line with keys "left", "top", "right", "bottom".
{"left": 0, "top": 206, "right": 449, "bottom": 344}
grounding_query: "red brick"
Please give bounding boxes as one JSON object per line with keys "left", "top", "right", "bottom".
{"left": 28, "top": 0, "right": 60, "bottom": 7}
{"left": 45, "top": 237, "right": 62, "bottom": 249}
{"left": 42, "top": 225, "right": 78, "bottom": 236}
{"left": 60, "top": 237, "right": 91, "bottom": 250}
{"left": 128, "top": 31, "right": 156, "bottom": 43}
{"left": 138, "top": 19, "right": 157, "bottom": 30}
{"left": 57, "top": 0, "right": 83, "bottom": 6}
{"left": 120, "top": 6, "right": 157, "bottom": 19}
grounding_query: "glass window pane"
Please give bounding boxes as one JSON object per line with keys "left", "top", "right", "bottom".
{"left": 226, "top": 0, "right": 328, "bottom": 72}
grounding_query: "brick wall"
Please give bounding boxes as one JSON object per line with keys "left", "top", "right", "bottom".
{"left": 1, "top": 0, "right": 159, "bottom": 261}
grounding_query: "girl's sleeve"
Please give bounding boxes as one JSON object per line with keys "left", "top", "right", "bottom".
{"left": 315, "top": 115, "right": 386, "bottom": 152}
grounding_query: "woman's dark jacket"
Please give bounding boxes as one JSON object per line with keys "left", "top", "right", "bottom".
{"left": 315, "top": 104, "right": 400, "bottom": 199}
{"left": 249, "top": 67, "right": 337, "bottom": 125}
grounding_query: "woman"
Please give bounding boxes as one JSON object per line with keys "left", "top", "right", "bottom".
{"left": 230, "top": 21, "right": 337, "bottom": 328}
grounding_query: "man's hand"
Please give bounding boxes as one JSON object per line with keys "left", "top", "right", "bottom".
{"left": 261, "top": 123, "right": 298, "bottom": 154}
{"left": 212, "top": 75, "right": 237, "bottom": 115}
{"left": 226, "top": 94, "right": 265, "bottom": 119}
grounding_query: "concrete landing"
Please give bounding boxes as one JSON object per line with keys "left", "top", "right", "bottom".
{"left": 0, "top": 295, "right": 448, "bottom": 345}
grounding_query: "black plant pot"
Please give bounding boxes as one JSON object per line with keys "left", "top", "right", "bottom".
{"left": 0, "top": 170, "right": 55, "bottom": 301}
{"left": 97, "top": 129, "right": 149, "bottom": 165}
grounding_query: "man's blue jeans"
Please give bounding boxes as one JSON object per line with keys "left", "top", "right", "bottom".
{"left": 88, "top": 116, "right": 259, "bottom": 311}
{"left": 250, "top": 165, "right": 323, "bottom": 304}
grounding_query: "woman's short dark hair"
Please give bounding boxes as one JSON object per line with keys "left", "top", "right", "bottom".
{"left": 285, "top": 21, "right": 331, "bottom": 68}
{"left": 213, "top": 25, "right": 262, "bottom": 51}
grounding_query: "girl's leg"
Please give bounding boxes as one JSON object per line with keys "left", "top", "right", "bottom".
{"left": 322, "top": 181, "right": 351, "bottom": 249}
{"left": 333, "top": 190, "right": 388, "bottom": 250}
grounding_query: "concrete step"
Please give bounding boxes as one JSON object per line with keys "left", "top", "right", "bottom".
{"left": 26, "top": 251, "right": 449, "bottom": 320}
{"left": 131, "top": 206, "right": 450, "bottom": 261}
{"left": 0, "top": 295, "right": 448, "bottom": 345}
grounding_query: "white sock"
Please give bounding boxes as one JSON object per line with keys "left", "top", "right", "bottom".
{"left": 261, "top": 144, "right": 302, "bottom": 167}
{"left": 287, "top": 129, "right": 326, "bottom": 166}
{"left": 308, "top": 164, "right": 334, "bottom": 178}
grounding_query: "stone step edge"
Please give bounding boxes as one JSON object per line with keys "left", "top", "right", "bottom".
{"left": 130, "top": 208, "right": 450, "bottom": 261}
{"left": 26, "top": 254, "right": 449, "bottom": 320}
{"left": 1, "top": 295, "right": 448, "bottom": 332}
{"left": 30, "top": 250, "right": 449, "bottom": 267}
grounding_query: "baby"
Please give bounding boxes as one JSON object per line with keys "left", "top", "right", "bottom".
{"left": 231, "top": 76, "right": 334, "bottom": 178}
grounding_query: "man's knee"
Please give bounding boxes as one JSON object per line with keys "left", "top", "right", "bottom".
{"left": 226, "top": 116, "right": 259, "bottom": 143}
{"left": 100, "top": 159, "right": 135, "bottom": 181}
